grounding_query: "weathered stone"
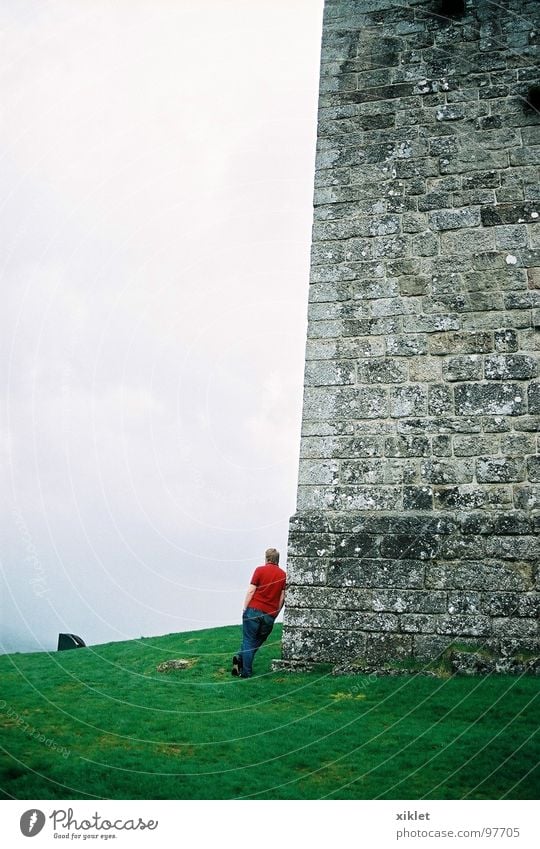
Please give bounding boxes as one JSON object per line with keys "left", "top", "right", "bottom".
{"left": 285, "top": 586, "right": 372, "bottom": 610}
{"left": 364, "top": 634, "right": 413, "bottom": 664}
{"left": 379, "top": 534, "right": 437, "bottom": 560}
{"left": 372, "top": 589, "right": 446, "bottom": 614}
{"left": 390, "top": 385, "right": 427, "bottom": 417}
{"left": 403, "top": 486, "right": 433, "bottom": 510}
{"left": 421, "top": 459, "right": 474, "bottom": 485}
{"left": 454, "top": 384, "right": 525, "bottom": 416}
{"left": 282, "top": 627, "right": 366, "bottom": 662}
{"left": 285, "top": 607, "right": 397, "bottom": 632}
{"left": 528, "top": 382, "right": 540, "bottom": 413}
{"left": 485, "top": 535, "right": 540, "bottom": 560}
{"left": 327, "top": 558, "right": 425, "bottom": 588}
{"left": 357, "top": 358, "right": 408, "bottom": 384}
{"left": 426, "top": 560, "right": 534, "bottom": 591}
{"left": 527, "top": 457, "right": 540, "bottom": 482}
{"left": 281, "top": 0, "right": 540, "bottom": 672}
{"left": 428, "top": 331, "right": 493, "bottom": 355}
{"left": 384, "top": 435, "right": 430, "bottom": 457}
{"left": 286, "top": 557, "right": 328, "bottom": 587}
{"left": 401, "top": 614, "right": 439, "bottom": 633}
{"left": 341, "top": 458, "right": 404, "bottom": 485}
{"left": 438, "top": 536, "right": 485, "bottom": 560}
{"left": 453, "top": 436, "right": 498, "bottom": 457}
{"left": 428, "top": 384, "right": 453, "bottom": 416}
{"left": 484, "top": 355, "right": 537, "bottom": 380}
{"left": 447, "top": 592, "right": 482, "bottom": 615}
{"left": 156, "top": 659, "right": 194, "bottom": 672}
{"left": 443, "top": 355, "right": 483, "bottom": 381}
{"left": 476, "top": 457, "right": 526, "bottom": 483}
{"left": 304, "top": 361, "right": 356, "bottom": 386}
{"left": 481, "top": 202, "right": 540, "bottom": 226}
{"left": 494, "top": 329, "right": 519, "bottom": 353}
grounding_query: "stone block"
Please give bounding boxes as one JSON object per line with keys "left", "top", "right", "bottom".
{"left": 494, "top": 329, "right": 519, "bottom": 353}
{"left": 372, "top": 589, "right": 446, "bottom": 614}
{"left": 364, "top": 633, "right": 413, "bottom": 664}
{"left": 357, "top": 358, "right": 408, "bottom": 384}
{"left": 285, "top": 607, "right": 398, "bottom": 632}
{"left": 400, "top": 614, "right": 439, "bottom": 633}
{"left": 338, "top": 436, "right": 385, "bottom": 458}
{"left": 447, "top": 592, "right": 482, "bottom": 615}
{"left": 379, "top": 534, "right": 438, "bottom": 560}
{"left": 390, "top": 385, "right": 428, "bottom": 417}
{"left": 426, "top": 560, "right": 534, "bottom": 591}
{"left": 286, "top": 557, "right": 328, "bottom": 587}
{"left": 386, "top": 334, "right": 427, "bottom": 356}
{"left": 485, "top": 536, "right": 540, "bottom": 560}
{"left": 438, "top": 536, "right": 485, "bottom": 560}
{"left": 528, "top": 382, "right": 540, "bottom": 413}
{"left": 298, "top": 460, "right": 339, "bottom": 486}
{"left": 428, "top": 331, "right": 493, "bottom": 355}
{"left": 411, "top": 230, "right": 439, "bottom": 256}
{"left": 453, "top": 436, "right": 498, "bottom": 456}
{"left": 421, "top": 459, "right": 474, "bottom": 485}
{"left": 443, "top": 355, "right": 483, "bottom": 381}
{"left": 430, "top": 207, "right": 482, "bottom": 231}
{"left": 403, "top": 486, "right": 434, "bottom": 511}
{"left": 384, "top": 435, "right": 430, "bottom": 457}
{"left": 327, "top": 558, "right": 425, "bottom": 588}
{"left": 332, "top": 485, "right": 402, "bottom": 511}
{"left": 403, "top": 313, "right": 460, "bottom": 333}
{"left": 327, "top": 513, "right": 455, "bottom": 536}
{"left": 454, "top": 383, "right": 525, "bottom": 416}
{"left": 491, "top": 512, "right": 534, "bottom": 536}
{"left": 491, "top": 618, "right": 538, "bottom": 638}
{"left": 288, "top": 530, "right": 334, "bottom": 558}
{"left": 432, "top": 435, "right": 452, "bottom": 456}
{"left": 341, "top": 459, "right": 404, "bottom": 485}
{"left": 282, "top": 627, "right": 367, "bottom": 663}
{"left": 527, "top": 456, "right": 540, "bottom": 482}
{"left": 481, "top": 202, "right": 540, "bottom": 226}
{"left": 476, "top": 457, "right": 526, "bottom": 483}
{"left": 303, "top": 386, "right": 389, "bottom": 420}
{"left": 514, "top": 415, "right": 540, "bottom": 432}
{"left": 304, "top": 361, "right": 356, "bottom": 386}
{"left": 505, "top": 291, "right": 540, "bottom": 310}
{"left": 413, "top": 635, "right": 457, "bottom": 662}
{"left": 428, "top": 384, "right": 453, "bottom": 415}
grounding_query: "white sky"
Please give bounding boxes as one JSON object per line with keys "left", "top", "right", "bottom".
{"left": 0, "top": 0, "right": 324, "bottom": 652}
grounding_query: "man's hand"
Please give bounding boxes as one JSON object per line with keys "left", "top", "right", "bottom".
{"left": 243, "top": 583, "right": 256, "bottom": 611}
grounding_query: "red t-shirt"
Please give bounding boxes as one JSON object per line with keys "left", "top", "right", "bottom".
{"left": 249, "top": 562, "right": 286, "bottom": 616}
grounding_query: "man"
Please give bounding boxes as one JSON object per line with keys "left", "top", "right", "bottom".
{"left": 232, "top": 547, "right": 286, "bottom": 679}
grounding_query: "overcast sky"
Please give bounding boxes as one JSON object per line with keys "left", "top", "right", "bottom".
{"left": 0, "top": 0, "right": 324, "bottom": 653}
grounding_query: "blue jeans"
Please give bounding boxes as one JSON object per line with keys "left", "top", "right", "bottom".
{"left": 239, "top": 607, "right": 275, "bottom": 678}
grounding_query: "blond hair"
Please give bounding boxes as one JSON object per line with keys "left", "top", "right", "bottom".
{"left": 265, "top": 548, "right": 280, "bottom": 564}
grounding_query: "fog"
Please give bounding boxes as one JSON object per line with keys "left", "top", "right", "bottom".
{"left": 0, "top": 0, "right": 324, "bottom": 653}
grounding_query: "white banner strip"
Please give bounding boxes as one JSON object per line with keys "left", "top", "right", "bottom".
{"left": 1, "top": 799, "right": 537, "bottom": 848}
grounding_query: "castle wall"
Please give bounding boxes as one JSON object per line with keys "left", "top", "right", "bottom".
{"left": 282, "top": 0, "right": 540, "bottom": 669}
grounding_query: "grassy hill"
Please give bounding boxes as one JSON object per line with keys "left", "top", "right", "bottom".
{"left": 0, "top": 624, "right": 538, "bottom": 800}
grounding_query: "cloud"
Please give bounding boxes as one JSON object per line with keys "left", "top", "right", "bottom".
{"left": 0, "top": 0, "right": 323, "bottom": 652}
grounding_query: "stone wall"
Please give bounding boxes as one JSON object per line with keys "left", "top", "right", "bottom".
{"left": 281, "top": 0, "right": 540, "bottom": 670}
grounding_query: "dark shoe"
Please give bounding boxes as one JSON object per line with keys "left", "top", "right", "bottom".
{"left": 231, "top": 654, "right": 243, "bottom": 677}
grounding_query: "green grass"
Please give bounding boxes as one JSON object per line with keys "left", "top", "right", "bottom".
{"left": 1, "top": 625, "right": 538, "bottom": 800}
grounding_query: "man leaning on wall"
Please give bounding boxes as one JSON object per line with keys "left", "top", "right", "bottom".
{"left": 232, "top": 548, "right": 286, "bottom": 679}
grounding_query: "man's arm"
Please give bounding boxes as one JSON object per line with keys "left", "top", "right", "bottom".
{"left": 277, "top": 588, "right": 285, "bottom": 615}
{"left": 243, "top": 584, "right": 257, "bottom": 611}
